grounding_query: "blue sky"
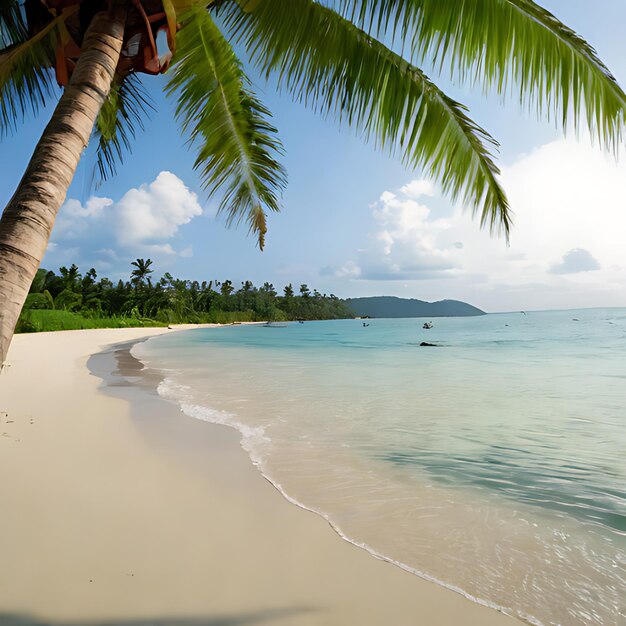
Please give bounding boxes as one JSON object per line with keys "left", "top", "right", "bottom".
{"left": 2, "top": 0, "right": 626, "bottom": 312}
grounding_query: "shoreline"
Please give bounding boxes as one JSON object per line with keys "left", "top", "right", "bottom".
{"left": 0, "top": 327, "right": 519, "bottom": 625}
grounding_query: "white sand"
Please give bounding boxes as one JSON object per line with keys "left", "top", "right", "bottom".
{"left": 0, "top": 328, "right": 519, "bottom": 625}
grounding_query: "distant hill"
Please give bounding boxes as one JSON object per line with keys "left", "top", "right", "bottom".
{"left": 344, "top": 296, "right": 486, "bottom": 318}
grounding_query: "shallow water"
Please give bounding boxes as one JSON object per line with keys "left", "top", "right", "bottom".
{"left": 134, "top": 310, "right": 626, "bottom": 625}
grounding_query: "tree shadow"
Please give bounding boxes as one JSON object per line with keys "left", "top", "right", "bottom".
{"left": 0, "top": 607, "right": 319, "bottom": 626}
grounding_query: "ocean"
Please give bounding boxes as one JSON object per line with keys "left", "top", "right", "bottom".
{"left": 133, "top": 309, "right": 626, "bottom": 625}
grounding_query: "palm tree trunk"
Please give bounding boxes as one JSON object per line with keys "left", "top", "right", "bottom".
{"left": 0, "top": 6, "right": 127, "bottom": 365}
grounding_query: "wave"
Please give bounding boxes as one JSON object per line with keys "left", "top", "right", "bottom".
{"left": 157, "top": 379, "right": 269, "bottom": 468}
{"left": 155, "top": 376, "right": 535, "bottom": 626}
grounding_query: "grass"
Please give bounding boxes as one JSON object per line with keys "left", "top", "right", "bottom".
{"left": 16, "top": 310, "right": 166, "bottom": 333}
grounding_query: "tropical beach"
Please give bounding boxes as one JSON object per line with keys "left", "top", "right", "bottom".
{"left": 2, "top": 1, "right": 626, "bottom": 625}
{"left": 0, "top": 327, "right": 518, "bottom": 626}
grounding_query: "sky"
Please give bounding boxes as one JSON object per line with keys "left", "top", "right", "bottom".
{"left": 2, "top": 0, "right": 626, "bottom": 313}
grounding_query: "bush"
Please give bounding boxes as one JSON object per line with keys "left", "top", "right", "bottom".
{"left": 24, "top": 293, "right": 52, "bottom": 310}
{"left": 54, "top": 289, "right": 82, "bottom": 312}
{"left": 15, "top": 309, "right": 166, "bottom": 333}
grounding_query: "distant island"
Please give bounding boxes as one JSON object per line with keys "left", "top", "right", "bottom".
{"left": 345, "top": 296, "right": 486, "bottom": 318}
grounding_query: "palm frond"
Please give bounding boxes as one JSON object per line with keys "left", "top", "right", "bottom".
{"left": 166, "top": 4, "right": 286, "bottom": 249}
{"left": 0, "top": 0, "right": 28, "bottom": 49}
{"left": 0, "top": 6, "right": 76, "bottom": 134}
{"left": 93, "top": 72, "right": 154, "bottom": 187}
{"left": 226, "top": 0, "right": 511, "bottom": 236}
{"left": 341, "top": 0, "right": 626, "bottom": 148}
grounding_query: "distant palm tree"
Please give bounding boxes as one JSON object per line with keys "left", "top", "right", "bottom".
{"left": 130, "top": 257, "right": 153, "bottom": 287}
{"left": 220, "top": 279, "right": 234, "bottom": 297}
{"left": 59, "top": 263, "right": 81, "bottom": 291}
{"left": 1, "top": 0, "right": 625, "bottom": 363}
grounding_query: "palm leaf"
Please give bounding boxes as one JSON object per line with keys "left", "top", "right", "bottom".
{"left": 0, "top": 6, "right": 76, "bottom": 134}
{"left": 166, "top": 4, "right": 286, "bottom": 249}
{"left": 341, "top": 0, "right": 626, "bottom": 147}
{"left": 0, "top": 0, "right": 28, "bottom": 49}
{"left": 226, "top": 0, "right": 510, "bottom": 235}
{"left": 93, "top": 72, "right": 154, "bottom": 186}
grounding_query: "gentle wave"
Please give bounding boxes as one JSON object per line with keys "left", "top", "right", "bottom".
{"left": 155, "top": 377, "right": 528, "bottom": 625}
{"left": 138, "top": 312, "right": 626, "bottom": 626}
{"left": 158, "top": 378, "right": 269, "bottom": 467}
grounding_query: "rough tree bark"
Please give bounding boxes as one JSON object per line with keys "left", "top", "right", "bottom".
{"left": 0, "top": 6, "right": 127, "bottom": 365}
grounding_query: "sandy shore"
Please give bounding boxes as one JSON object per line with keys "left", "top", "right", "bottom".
{"left": 0, "top": 328, "right": 519, "bottom": 626}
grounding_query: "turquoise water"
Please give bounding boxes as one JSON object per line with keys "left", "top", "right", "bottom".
{"left": 135, "top": 309, "right": 626, "bottom": 625}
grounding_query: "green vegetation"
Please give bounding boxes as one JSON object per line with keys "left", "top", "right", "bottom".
{"left": 2, "top": 2, "right": 626, "bottom": 363}
{"left": 16, "top": 258, "right": 353, "bottom": 333}
{"left": 346, "top": 297, "right": 485, "bottom": 318}
{"left": 16, "top": 310, "right": 164, "bottom": 333}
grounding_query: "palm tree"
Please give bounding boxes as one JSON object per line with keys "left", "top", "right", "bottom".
{"left": 1, "top": 1, "right": 625, "bottom": 364}
{"left": 130, "top": 257, "right": 153, "bottom": 287}
{"left": 58, "top": 263, "right": 81, "bottom": 291}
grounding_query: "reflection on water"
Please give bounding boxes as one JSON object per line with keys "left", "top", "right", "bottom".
{"left": 135, "top": 310, "right": 626, "bottom": 625}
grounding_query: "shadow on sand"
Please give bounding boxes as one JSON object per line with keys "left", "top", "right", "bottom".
{"left": 0, "top": 607, "right": 319, "bottom": 626}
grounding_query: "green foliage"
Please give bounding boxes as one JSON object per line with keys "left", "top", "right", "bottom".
{"left": 24, "top": 292, "right": 52, "bottom": 310}
{"left": 93, "top": 74, "right": 154, "bottom": 186}
{"left": 130, "top": 257, "right": 154, "bottom": 286}
{"left": 204, "top": 310, "right": 258, "bottom": 325}
{"left": 344, "top": 0, "right": 626, "bottom": 148}
{"left": 3, "top": 0, "right": 626, "bottom": 245}
{"left": 226, "top": 0, "right": 510, "bottom": 235}
{"left": 166, "top": 4, "right": 286, "bottom": 249}
{"left": 15, "top": 310, "right": 165, "bottom": 333}
{"left": 0, "top": 6, "right": 74, "bottom": 134}
{"left": 0, "top": 0, "right": 28, "bottom": 49}
{"left": 17, "top": 260, "right": 354, "bottom": 333}
{"left": 29, "top": 268, "right": 49, "bottom": 294}
{"left": 54, "top": 288, "right": 82, "bottom": 312}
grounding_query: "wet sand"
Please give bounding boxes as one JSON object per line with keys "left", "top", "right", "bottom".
{"left": 0, "top": 328, "right": 519, "bottom": 625}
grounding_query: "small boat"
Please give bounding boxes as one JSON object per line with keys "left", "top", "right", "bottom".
{"left": 422, "top": 322, "right": 433, "bottom": 329}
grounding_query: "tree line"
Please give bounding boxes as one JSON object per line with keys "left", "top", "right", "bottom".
{"left": 20, "top": 258, "right": 354, "bottom": 327}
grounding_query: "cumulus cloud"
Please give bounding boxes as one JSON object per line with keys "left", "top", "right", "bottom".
{"left": 50, "top": 172, "right": 202, "bottom": 269}
{"left": 328, "top": 179, "right": 461, "bottom": 281}
{"left": 399, "top": 179, "right": 435, "bottom": 199}
{"left": 549, "top": 248, "right": 601, "bottom": 274}
{"left": 55, "top": 196, "right": 113, "bottom": 239}
{"left": 331, "top": 136, "right": 626, "bottom": 310}
{"left": 115, "top": 171, "right": 202, "bottom": 245}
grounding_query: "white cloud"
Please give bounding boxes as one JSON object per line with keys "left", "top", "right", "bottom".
{"left": 65, "top": 196, "right": 113, "bottom": 218}
{"left": 115, "top": 171, "right": 202, "bottom": 245}
{"left": 333, "top": 137, "right": 626, "bottom": 311}
{"left": 142, "top": 243, "right": 177, "bottom": 256}
{"left": 549, "top": 248, "right": 601, "bottom": 274}
{"left": 338, "top": 181, "right": 460, "bottom": 281}
{"left": 468, "top": 137, "right": 626, "bottom": 306}
{"left": 334, "top": 260, "right": 361, "bottom": 278}
{"left": 55, "top": 196, "right": 113, "bottom": 239}
{"left": 399, "top": 179, "right": 435, "bottom": 199}
{"left": 53, "top": 172, "right": 202, "bottom": 263}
